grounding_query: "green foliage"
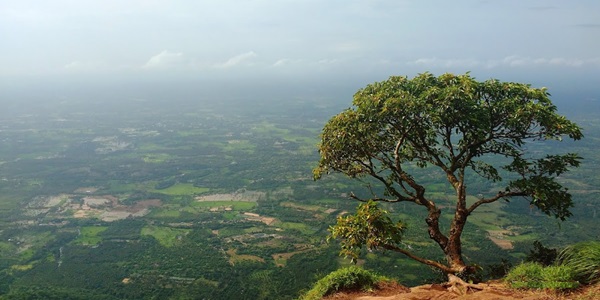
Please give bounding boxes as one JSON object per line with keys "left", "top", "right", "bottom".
{"left": 1, "top": 285, "right": 113, "bottom": 300}
{"left": 73, "top": 226, "right": 108, "bottom": 246}
{"left": 315, "top": 72, "right": 583, "bottom": 275}
{"left": 329, "top": 200, "right": 405, "bottom": 262}
{"left": 0, "top": 91, "right": 596, "bottom": 298}
{"left": 486, "top": 258, "right": 512, "bottom": 279}
{"left": 556, "top": 241, "right": 600, "bottom": 284}
{"left": 526, "top": 240, "right": 557, "bottom": 266}
{"left": 315, "top": 72, "right": 582, "bottom": 217}
{"left": 151, "top": 183, "right": 209, "bottom": 196}
{"left": 141, "top": 226, "right": 189, "bottom": 248}
{"left": 505, "top": 262, "right": 579, "bottom": 290}
{"left": 300, "top": 266, "right": 388, "bottom": 300}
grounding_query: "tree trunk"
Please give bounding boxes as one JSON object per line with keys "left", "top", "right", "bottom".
{"left": 444, "top": 181, "right": 473, "bottom": 275}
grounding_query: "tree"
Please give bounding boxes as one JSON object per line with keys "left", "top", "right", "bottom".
{"left": 314, "top": 73, "right": 582, "bottom": 278}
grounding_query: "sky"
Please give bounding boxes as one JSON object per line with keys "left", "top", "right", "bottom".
{"left": 1, "top": 0, "right": 600, "bottom": 102}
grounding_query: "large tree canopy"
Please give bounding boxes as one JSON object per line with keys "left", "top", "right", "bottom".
{"left": 315, "top": 73, "right": 583, "bottom": 276}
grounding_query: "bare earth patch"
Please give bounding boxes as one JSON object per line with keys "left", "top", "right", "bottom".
{"left": 100, "top": 211, "right": 133, "bottom": 222}
{"left": 324, "top": 280, "right": 600, "bottom": 300}
{"left": 100, "top": 199, "right": 162, "bottom": 221}
{"left": 243, "top": 212, "right": 277, "bottom": 225}
{"left": 45, "top": 195, "right": 67, "bottom": 207}
{"left": 83, "top": 195, "right": 118, "bottom": 207}
{"left": 272, "top": 249, "right": 311, "bottom": 267}
{"left": 74, "top": 187, "right": 99, "bottom": 194}
{"left": 226, "top": 249, "right": 265, "bottom": 265}
{"left": 487, "top": 230, "right": 514, "bottom": 250}
{"left": 195, "top": 190, "right": 265, "bottom": 202}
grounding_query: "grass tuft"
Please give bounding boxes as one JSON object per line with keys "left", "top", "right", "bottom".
{"left": 556, "top": 241, "right": 600, "bottom": 285}
{"left": 505, "top": 262, "right": 579, "bottom": 290}
{"left": 300, "top": 266, "right": 388, "bottom": 300}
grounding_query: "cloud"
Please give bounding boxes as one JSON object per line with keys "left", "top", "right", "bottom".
{"left": 215, "top": 51, "right": 257, "bottom": 68}
{"left": 272, "top": 58, "right": 306, "bottom": 67}
{"left": 411, "top": 56, "right": 600, "bottom": 69}
{"left": 412, "top": 57, "right": 481, "bottom": 68}
{"left": 501, "top": 56, "right": 591, "bottom": 67}
{"left": 272, "top": 58, "right": 291, "bottom": 67}
{"left": 142, "top": 50, "right": 185, "bottom": 69}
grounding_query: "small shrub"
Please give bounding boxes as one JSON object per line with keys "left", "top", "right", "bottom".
{"left": 526, "top": 240, "right": 557, "bottom": 266}
{"left": 541, "top": 265, "right": 579, "bottom": 290}
{"left": 505, "top": 262, "right": 544, "bottom": 289}
{"left": 300, "top": 266, "right": 387, "bottom": 300}
{"left": 486, "top": 258, "right": 512, "bottom": 279}
{"left": 505, "top": 262, "right": 579, "bottom": 290}
{"left": 556, "top": 241, "right": 600, "bottom": 285}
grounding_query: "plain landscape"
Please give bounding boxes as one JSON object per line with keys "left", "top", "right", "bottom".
{"left": 0, "top": 90, "right": 598, "bottom": 299}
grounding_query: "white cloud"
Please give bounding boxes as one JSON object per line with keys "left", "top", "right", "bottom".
{"left": 411, "top": 56, "right": 600, "bottom": 69}
{"left": 142, "top": 50, "right": 185, "bottom": 69}
{"left": 412, "top": 57, "right": 480, "bottom": 68}
{"left": 272, "top": 58, "right": 307, "bottom": 68}
{"left": 317, "top": 58, "right": 341, "bottom": 65}
{"left": 272, "top": 58, "right": 291, "bottom": 67}
{"left": 215, "top": 51, "right": 257, "bottom": 69}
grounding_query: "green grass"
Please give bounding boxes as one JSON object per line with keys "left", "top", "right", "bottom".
{"left": 141, "top": 226, "right": 189, "bottom": 247}
{"left": 74, "top": 226, "right": 108, "bottom": 246}
{"left": 104, "top": 182, "right": 138, "bottom": 194}
{"left": 505, "top": 262, "right": 579, "bottom": 290}
{"left": 223, "top": 212, "right": 238, "bottom": 220}
{"left": 149, "top": 208, "right": 182, "bottom": 219}
{"left": 556, "top": 241, "right": 600, "bottom": 284}
{"left": 300, "top": 266, "right": 389, "bottom": 300}
{"left": 222, "top": 140, "right": 256, "bottom": 153}
{"left": 176, "top": 129, "right": 207, "bottom": 137}
{"left": 280, "top": 201, "right": 323, "bottom": 212}
{"left": 151, "top": 183, "right": 210, "bottom": 196}
{"left": 506, "top": 233, "right": 539, "bottom": 242}
{"left": 243, "top": 227, "right": 263, "bottom": 234}
{"left": 215, "top": 227, "right": 246, "bottom": 238}
{"left": 314, "top": 198, "right": 345, "bottom": 205}
{"left": 192, "top": 201, "right": 256, "bottom": 210}
{"left": 251, "top": 121, "right": 291, "bottom": 136}
{"left": 277, "top": 222, "right": 317, "bottom": 235}
{"left": 141, "top": 153, "right": 173, "bottom": 163}
{"left": 0, "top": 195, "right": 21, "bottom": 211}
{"left": 11, "top": 263, "right": 35, "bottom": 271}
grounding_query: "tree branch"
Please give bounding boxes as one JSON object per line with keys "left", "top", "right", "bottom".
{"left": 382, "top": 244, "right": 455, "bottom": 274}
{"left": 467, "top": 190, "right": 528, "bottom": 214}
{"left": 349, "top": 192, "right": 401, "bottom": 203}
{"left": 356, "top": 160, "right": 416, "bottom": 203}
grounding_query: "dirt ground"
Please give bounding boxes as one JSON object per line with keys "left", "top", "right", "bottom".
{"left": 323, "top": 280, "right": 600, "bottom": 300}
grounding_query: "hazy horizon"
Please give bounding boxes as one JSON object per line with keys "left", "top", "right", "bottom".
{"left": 2, "top": 1, "right": 599, "bottom": 108}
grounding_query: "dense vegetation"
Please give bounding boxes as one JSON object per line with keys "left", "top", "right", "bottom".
{"left": 316, "top": 73, "right": 583, "bottom": 277}
{"left": 0, "top": 93, "right": 598, "bottom": 299}
{"left": 300, "top": 266, "right": 388, "bottom": 300}
{"left": 506, "top": 241, "right": 600, "bottom": 291}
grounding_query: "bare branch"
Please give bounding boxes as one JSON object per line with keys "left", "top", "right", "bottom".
{"left": 382, "top": 244, "right": 455, "bottom": 274}
{"left": 467, "top": 190, "right": 528, "bottom": 214}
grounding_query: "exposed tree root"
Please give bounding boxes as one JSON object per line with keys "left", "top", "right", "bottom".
{"left": 443, "top": 274, "right": 485, "bottom": 295}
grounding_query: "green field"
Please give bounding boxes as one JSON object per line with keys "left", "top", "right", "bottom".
{"left": 192, "top": 200, "right": 257, "bottom": 210}
{"left": 74, "top": 226, "right": 108, "bottom": 246}
{"left": 141, "top": 226, "right": 190, "bottom": 247}
{"left": 0, "top": 97, "right": 597, "bottom": 299}
{"left": 152, "top": 183, "right": 210, "bottom": 195}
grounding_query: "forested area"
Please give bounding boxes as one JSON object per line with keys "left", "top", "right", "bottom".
{"left": 0, "top": 97, "right": 598, "bottom": 299}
